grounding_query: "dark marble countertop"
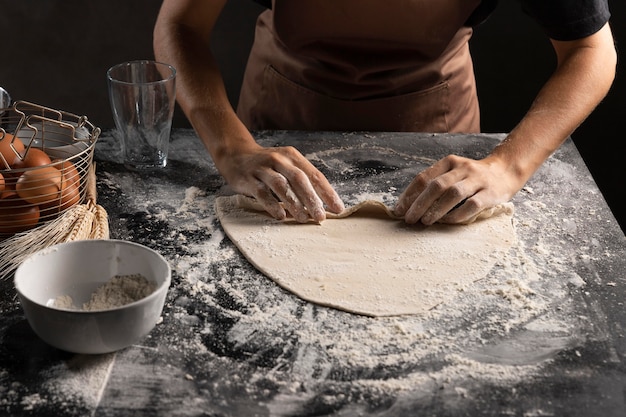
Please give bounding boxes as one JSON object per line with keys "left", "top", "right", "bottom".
{"left": 1, "top": 129, "right": 625, "bottom": 416}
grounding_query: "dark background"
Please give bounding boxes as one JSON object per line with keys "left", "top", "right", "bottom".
{"left": 0, "top": 1, "right": 623, "bottom": 232}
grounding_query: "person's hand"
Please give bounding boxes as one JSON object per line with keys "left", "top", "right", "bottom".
{"left": 217, "top": 142, "right": 345, "bottom": 223}
{"left": 394, "top": 154, "right": 521, "bottom": 225}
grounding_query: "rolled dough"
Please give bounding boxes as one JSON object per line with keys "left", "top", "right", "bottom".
{"left": 215, "top": 195, "right": 516, "bottom": 317}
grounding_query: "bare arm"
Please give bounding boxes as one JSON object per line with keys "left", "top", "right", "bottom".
{"left": 153, "top": 0, "right": 344, "bottom": 222}
{"left": 396, "top": 23, "right": 617, "bottom": 225}
{"left": 154, "top": 0, "right": 241, "bottom": 156}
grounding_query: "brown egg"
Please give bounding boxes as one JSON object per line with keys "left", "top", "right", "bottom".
{"left": 59, "top": 177, "right": 81, "bottom": 210}
{"left": 0, "top": 194, "right": 40, "bottom": 234}
{"left": 0, "top": 173, "right": 16, "bottom": 198}
{"left": 12, "top": 147, "right": 52, "bottom": 170}
{"left": 1, "top": 167, "right": 20, "bottom": 187}
{"left": 53, "top": 159, "right": 81, "bottom": 188}
{"left": 40, "top": 174, "right": 81, "bottom": 216}
{"left": 0, "top": 172, "right": 4, "bottom": 194}
{"left": 15, "top": 166, "right": 63, "bottom": 205}
{"left": 0, "top": 190, "right": 17, "bottom": 199}
{"left": 0, "top": 132, "right": 25, "bottom": 169}
{"left": 0, "top": 180, "right": 14, "bottom": 199}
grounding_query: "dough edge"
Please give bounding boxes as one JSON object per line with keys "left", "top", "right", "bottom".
{"left": 227, "top": 194, "right": 514, "bottom": 224}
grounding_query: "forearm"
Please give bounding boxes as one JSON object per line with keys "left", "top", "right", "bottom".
{"left": 153, "top": 11, "right": 258, "bottom": 168}
{"left": 489, "top": 23, "right": 616, "bottom": 188}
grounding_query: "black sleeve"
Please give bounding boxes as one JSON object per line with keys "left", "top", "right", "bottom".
{"left": 465, "top": 0, "right": 498, "bottom": 27}
{"left": 253, "top": 0, "right": 272, "bottom": 9}
{"left": 519, "top": 0, "right": 611, "bottom": 41}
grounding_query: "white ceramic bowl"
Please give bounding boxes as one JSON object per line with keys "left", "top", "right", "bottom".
{"left": 14, "top": 239, "right": 171, "bottom": 354}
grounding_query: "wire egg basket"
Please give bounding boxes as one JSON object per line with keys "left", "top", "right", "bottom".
{"left": 0, "top": 101, "right": 101, "bottom": 239}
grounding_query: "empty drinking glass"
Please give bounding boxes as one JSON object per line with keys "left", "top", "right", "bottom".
{"left": 107, "top": 61, "right": 176, "bottom": 170}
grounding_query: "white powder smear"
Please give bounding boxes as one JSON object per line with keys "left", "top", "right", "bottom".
{"left": 12, "top": 134, "right": 618, "bottom": 415}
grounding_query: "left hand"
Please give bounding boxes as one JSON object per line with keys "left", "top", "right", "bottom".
{"left": 395, "top": 23, "right": 616, "bottom": 226}
{"left": 393, "top": 154, "right": 520, "bottom": 225}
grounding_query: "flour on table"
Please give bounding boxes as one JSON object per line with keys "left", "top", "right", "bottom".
{"left": 214, "top": 195, "right": 517, "bottom": 317}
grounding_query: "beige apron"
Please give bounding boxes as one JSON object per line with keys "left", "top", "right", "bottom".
{"left": 237, "top": 0, "right": 481, "bottom": 133}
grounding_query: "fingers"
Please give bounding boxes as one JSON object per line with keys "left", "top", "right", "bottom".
{"left": 248, "top": 146, "right": 344, "bottom": 223}
{"left": 256, "top": 168, "right": 317, "bottom": 223}
{"left": 395, "top": 158, "right": 452, "bottom": 214}
{"left": 287, "top": 152, "right": 345, "bottom": 214}
{"left": 245, "top": 147, "right": 511, "bottom": 226}
{"left": 404, "top": 176, "right": 476, "bottom": 225}
{"left": 394, "top": 157, "right": 455, "bottom": 224}
{"left": 437, "top": 197, "right": 485, "bottom": 224}
{"left": 253, "top": 182, "right": 287, "bottom": 220}
{"left": 394, "top": 155, "right": 493, "bottom": 225}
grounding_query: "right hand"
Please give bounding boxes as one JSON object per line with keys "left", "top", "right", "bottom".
{"left": 153, "top": 0, "right": 344, "bottom": 222}
{"left": 217, "top": 141, "right": 345, "bottom": 223}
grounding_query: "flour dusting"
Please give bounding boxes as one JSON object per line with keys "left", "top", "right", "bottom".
{"left": 140, "top": 180, "right": 600, "bottom": 413}
{"left": 4, "top": 132, "right": 620, "bottom": 416}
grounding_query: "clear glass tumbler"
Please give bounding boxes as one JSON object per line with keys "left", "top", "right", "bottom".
{"left": 107, "top": 61, "right": 176, "bottom": 170}
{"left": 0, "top": 87, "right": 10, "bottom": 109}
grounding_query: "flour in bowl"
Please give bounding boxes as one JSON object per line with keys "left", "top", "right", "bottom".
{"left": 53, "top": 274, "right": 156, "bottom": 311}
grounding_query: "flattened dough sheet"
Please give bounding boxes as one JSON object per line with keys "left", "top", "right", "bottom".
{"left": 215, "top": 195, "right": 516, "bottom": 317}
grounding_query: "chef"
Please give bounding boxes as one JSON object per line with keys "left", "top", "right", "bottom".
{"left": 153, "top": 0, "right": 616, "bottom": 225}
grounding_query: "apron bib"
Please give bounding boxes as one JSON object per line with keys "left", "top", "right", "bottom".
{"left": 237, "top": 0, "right": 481, "bottom": 133}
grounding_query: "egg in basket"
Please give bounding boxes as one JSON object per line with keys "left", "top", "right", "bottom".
{"left": 0, "top": 101, "right": 109, "bottom": 279}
